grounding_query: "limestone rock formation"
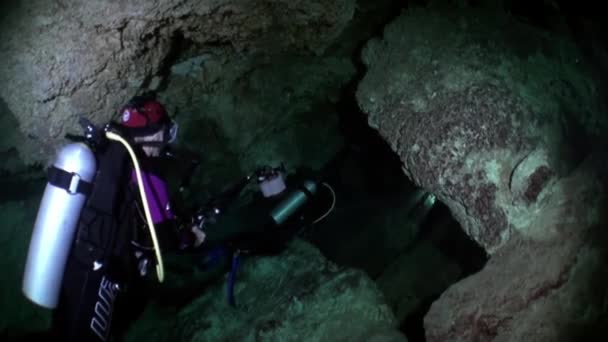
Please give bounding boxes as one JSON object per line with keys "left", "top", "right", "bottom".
{"left": 0, "top": 0, "right": 355, "bottom": 166}
{"left": 128, "top": 240, "right": 408, "bottom": 342}
{"left": 356, "top": 6, "right": 608, "bottom": 340}
{"left": 424, "top": 159, "right": 607, "bottom": 341}
{"left": 0, "top": 98, "right": 28, "bottom": 175}
{"left": 162, "top": 53, "right": 354, "bottom": 196}
{"left": 357, "top": 7, "right": 605, "bottom": 254}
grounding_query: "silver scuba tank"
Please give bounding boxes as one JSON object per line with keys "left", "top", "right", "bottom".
{"left": 22, "top": 142, "right": 97, "bottom": 309}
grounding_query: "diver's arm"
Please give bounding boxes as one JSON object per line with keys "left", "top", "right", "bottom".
{"left": 141, "top": 218, "right": 204, "bottom": 254}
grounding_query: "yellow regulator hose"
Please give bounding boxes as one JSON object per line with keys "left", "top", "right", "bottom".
{"left": 105, "top": 131, "right": 165, "bottom": 283}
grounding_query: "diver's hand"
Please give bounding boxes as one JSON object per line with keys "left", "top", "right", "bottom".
{"left": 191, "top": 226, "right": 206, "bottom": 247}
{"left": 178, "top": 226, "right": 206, "bottom": 251}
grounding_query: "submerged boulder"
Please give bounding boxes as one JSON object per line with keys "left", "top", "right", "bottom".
{"left": 128, "top": 240, "right": 407, "bottom": 341}
{"left": 356, "top": 6, "right": 608, "bottom": 341}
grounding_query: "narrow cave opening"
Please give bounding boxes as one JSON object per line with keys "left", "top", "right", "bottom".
{"left": 300, "top": 90, "right": 490, "bottom": 339}
{"left": 398, "top": 201, "right": 489, "bottom": 341}
{"left": 299, "top": 54, "right": 489, "bottom": 341}
{"left": 265, "top": 3, "right": 494, "bottom": 340}
{"left": 296, "top": 2, "right": 492, "bottom": 338}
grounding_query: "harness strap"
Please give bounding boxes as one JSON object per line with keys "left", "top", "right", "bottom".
{"left": 48, "top": 166, "right": 94, "bottom": 195}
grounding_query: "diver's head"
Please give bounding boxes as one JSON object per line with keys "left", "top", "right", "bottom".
{"left": 133, "top": 128, "right": 166, "bottom": 157}
{"left": 119, "top": 92, "right": 178, "bottom": 157}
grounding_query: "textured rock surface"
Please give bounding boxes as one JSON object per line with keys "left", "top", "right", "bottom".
{"left": 0, "top": 0, "right": 355, "bottom": 165}
{"left": 162, "top": 53, "right": 354, "bottom": 196}
{"left": 356, "top": 7, "right": 606, "bottom": 254}
{"left": 127, "top": 240, "right": 408, "bottom": 342}
{"left": 356, "top": 6, "right": 608, "bottom": 341}
{"left": 424, "top": 159, "right": 607, "bottom": 341}
{"left": 0, "top": 99, "right": 29, "bottom": 175}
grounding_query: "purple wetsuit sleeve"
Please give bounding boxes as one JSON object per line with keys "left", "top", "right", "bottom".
{"left": 131, "top": 170, "right": 175, "bottom": 224}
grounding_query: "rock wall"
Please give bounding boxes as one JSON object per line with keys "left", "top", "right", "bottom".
{"left": 0, "top": 0, "right": 355, "bottom": 166}
{"left": 161, "top": 52, "right": 353, "bottom": 196}
{"left": 0, "top": 98, "right": 28, "bottom": 174}
{"left": 127, "top": 240, "right": 408, "bottom": 342}
{"left": 357, "top": 7, "right": 605, "bottom": 254}
{"left": 356, "top": 6, "right": 608, "bottom": 340}
{"left": 424, "top": 159, "right": 607, "bottom": 341}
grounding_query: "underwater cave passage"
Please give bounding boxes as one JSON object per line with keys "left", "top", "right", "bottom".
{"left": 399, "top": 200, "right": 489, "bottom": 342}
{"left": 295, "top": 81, "right": 488, "bottom": 339}
{"left": 302, "top": 123, "right": 489, "bottom": 341}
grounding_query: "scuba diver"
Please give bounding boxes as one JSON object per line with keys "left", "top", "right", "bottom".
{"left": 21, "top": 92, "right": 204, "bottom": 341}
{"left": 21, "top": 91, "right": 336, "bottom": 341}
{"left": 180, "top": 164, "right": 336, "bottom": 308}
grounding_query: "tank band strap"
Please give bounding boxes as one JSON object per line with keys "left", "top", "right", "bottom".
{"left": 48, "top": 166, "right": 94, "bottom": 196}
